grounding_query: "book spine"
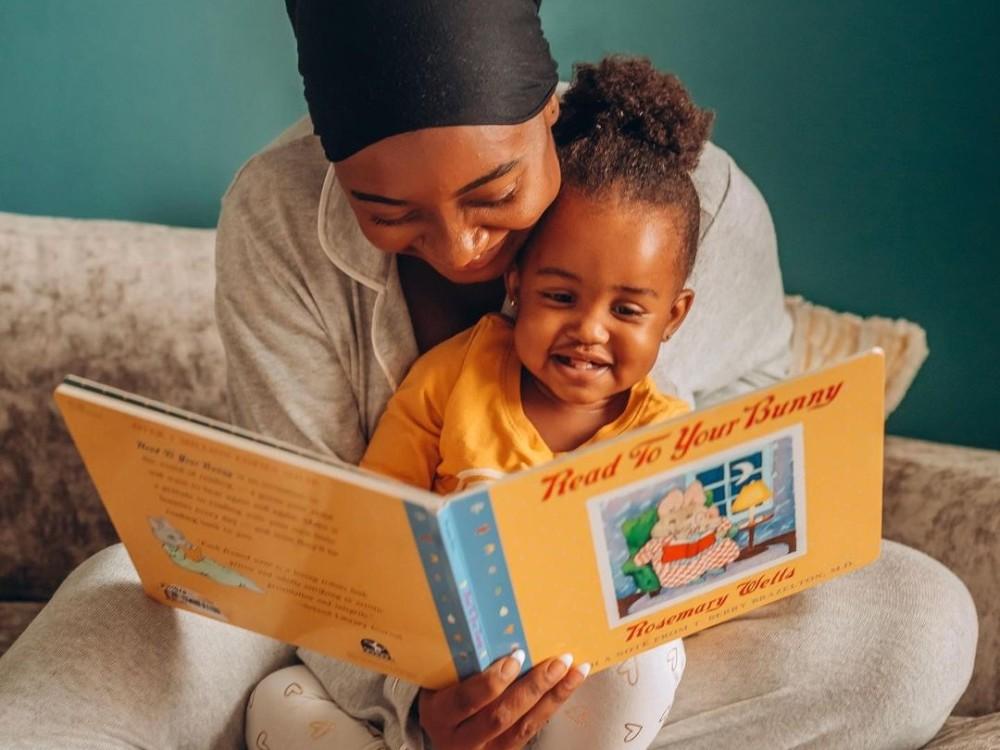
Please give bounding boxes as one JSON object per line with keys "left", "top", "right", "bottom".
{"left": 404, "top": 501, "right": 485, "bottom": 679}
{"left": 438, "top": 505, "right": 494, "bottom": 677}
{"left": 439, "top": 491, "right": 529, "bottom": 676}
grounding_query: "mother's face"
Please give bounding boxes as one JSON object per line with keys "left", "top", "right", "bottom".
{"left": 334, "top": 95, "right": 561, "bottom": 284}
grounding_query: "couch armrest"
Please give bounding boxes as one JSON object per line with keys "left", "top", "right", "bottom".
{"left": 882, "top": 435, "right": 1000, "bottom": 716}
{"left": 0, "top": 544, "right": 296, "bottom": 749}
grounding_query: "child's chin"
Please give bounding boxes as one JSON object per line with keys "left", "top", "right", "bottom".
{"left": 546, "top": 384, "right": 615, "bottom": 407}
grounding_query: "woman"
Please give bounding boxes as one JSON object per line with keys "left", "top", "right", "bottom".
{"left": 220, "top": 2, "right": 976, "bottom": 750}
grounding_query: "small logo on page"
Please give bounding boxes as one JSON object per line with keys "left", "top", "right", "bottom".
{"left": 161, "top": 583, "right": 228, "bottom": 621}
{"left": 361, "top": 638, "right": 392, "bottom": 660}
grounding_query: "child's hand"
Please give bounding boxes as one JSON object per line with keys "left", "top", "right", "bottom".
{"left": 417, "top": 651, "right": 589, "bottom": 749}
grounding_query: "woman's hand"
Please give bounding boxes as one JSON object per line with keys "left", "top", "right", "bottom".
{"left": 418, "top": 650, "right": 589, "bottom": 750}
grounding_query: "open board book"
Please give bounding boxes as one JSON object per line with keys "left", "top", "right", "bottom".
{"left": 55, "top": 350, "right": 884, "bottom": 689}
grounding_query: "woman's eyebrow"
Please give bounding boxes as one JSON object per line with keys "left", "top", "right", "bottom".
{"left": 453, "top": 160, "right": 520, "bottom": 197}
{"left": 349, "top": 191, "right": 409, "bottom": 206}
{"left": 349, "top": 159, "right": 520, "bottom": 206}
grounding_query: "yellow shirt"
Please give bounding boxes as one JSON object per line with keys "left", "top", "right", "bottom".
{"left": 361, "top": 314, "right": 690, "bottom": 494}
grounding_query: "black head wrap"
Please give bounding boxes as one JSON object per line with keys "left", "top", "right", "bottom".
{"left": 286, "top": 0, "right": 558, "bottom": 162}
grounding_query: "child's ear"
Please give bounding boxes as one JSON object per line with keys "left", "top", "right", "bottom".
{"left": 661, "top": 288, "right": 695, "bottom": 342}
{"left": 504, "top": 264, "right": 521, "bottom": 307}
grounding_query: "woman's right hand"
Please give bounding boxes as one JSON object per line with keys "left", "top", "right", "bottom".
{"left": 417, "top": 650, "right": 589, "bottom": 750}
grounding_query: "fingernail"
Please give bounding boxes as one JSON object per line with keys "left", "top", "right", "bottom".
{"left": 574, "top": 662, "right": 591, "bottom": 678}
{"left": 501, "top": 649, "right": 526, "bottom": 679}
{"left": 548, "top": 653, "right": 573, "bottom": 679}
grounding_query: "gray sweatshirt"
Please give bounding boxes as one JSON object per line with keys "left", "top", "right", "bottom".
{"left": 214, "top": 125, "right": 792, "bottom": 749}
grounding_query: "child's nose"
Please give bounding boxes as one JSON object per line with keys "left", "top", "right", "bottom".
{"left": 571, "top": 308, "right": 610, "bottom": 345}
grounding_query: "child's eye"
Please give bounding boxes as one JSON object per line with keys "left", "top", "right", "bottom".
{"left": 541, "top": 291, "right": 574, "bottom": 304}
{"left": 613, "top": 304, "right": 646, "bottom": 317}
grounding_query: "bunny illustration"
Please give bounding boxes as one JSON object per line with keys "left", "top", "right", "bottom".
{"left": 149, "top": 516, "right": 205, "bottom": 560}
{"left": 632, "top": 481, "right": 740, "bottom": 591}
{"left": 148, "top": 516, "right": 263, "bottom": 593}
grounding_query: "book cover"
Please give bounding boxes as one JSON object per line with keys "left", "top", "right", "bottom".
{"left": 54, "top": 349, "right": 884, "bottom": 688}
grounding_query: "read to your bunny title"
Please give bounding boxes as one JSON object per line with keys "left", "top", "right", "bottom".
{"left": 539, "top": 380, "right": 844, "bottom": 503}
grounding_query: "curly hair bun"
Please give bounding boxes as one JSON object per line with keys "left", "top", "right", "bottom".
{"left": 552, "top": 56, "right": 714, "bottom": 277}
{"left": 555, "top": 56, "right": 713, "bottom": 175}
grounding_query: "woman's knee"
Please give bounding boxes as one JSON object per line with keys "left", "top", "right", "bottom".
{"left": 876, "top": 541, "right": 977, "bottom": 663}
{"left": 860, "top": 542, "right": 978, "bottom": 745}
{"left": 658, "top": 544, "right": 976, "bottom": 749}
{"left": 800, "top": 542, "right": 979, "bottom": 748}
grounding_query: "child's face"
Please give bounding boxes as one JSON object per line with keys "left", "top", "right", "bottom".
{"left": 505, "top": 188, "right": 694, "bottom": 407}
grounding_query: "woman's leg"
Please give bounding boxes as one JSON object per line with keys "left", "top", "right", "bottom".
{"left": 534, "top": 639, "right": 685, "bottom": 750}
{"left": 246, "top": 665, "right": 390, "bottom": 750}
{"left": 0, "top": 544, "right": 295, "bottom": 750}
{"left": 654, "top": 541, "right": 977, "bottom": 750}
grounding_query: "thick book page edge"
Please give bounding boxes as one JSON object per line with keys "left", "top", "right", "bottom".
{"left": 57, "top": 376, "right": 443, "bottom": 513}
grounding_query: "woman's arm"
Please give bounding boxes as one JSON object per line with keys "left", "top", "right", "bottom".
{"left": 215, "top": 156, "right": 368, "bottom": 463}
{"left": 653, "top": 142, "right": 793, "bottom": 406}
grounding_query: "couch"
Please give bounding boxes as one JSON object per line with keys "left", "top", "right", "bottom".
{"left": 0, "top": 210, "right": 997, "bottom": 747}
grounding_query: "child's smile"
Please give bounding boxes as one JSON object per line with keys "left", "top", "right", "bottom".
{"left": 551, "top": 347, "right": 612, "bottom": 375}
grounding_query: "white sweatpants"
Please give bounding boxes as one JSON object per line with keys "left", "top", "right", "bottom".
{"left": 246, "top": 639, "right": 685, "bottom": 750}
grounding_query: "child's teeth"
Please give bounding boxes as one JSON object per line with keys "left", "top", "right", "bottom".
{"left": 555, "top": 354, "right": 607, "bottom": 370}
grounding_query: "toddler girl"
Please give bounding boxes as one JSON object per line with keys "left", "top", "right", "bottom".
{"left": 247, "top": 55, "right": 713, "bottom": 750}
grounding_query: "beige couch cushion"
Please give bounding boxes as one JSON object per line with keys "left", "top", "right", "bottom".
{"left": 785, "top": 294, "right": 928, "bottom": 415}
{"left": 0, "top": 211, "right": 226, "bottom": 600}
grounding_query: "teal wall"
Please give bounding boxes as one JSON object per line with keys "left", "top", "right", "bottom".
{"left": 2, "top": 1, "right": 997, "bottom": 449}
{"left": 0, "top": 2, "right": 303, "bottom": 228}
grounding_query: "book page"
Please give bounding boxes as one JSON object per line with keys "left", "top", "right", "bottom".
{"left": 482, "top": 352, "right": 884, "bottom": 674}
{"left": 55, "top": 385, "right": 457, "bottom": 687}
